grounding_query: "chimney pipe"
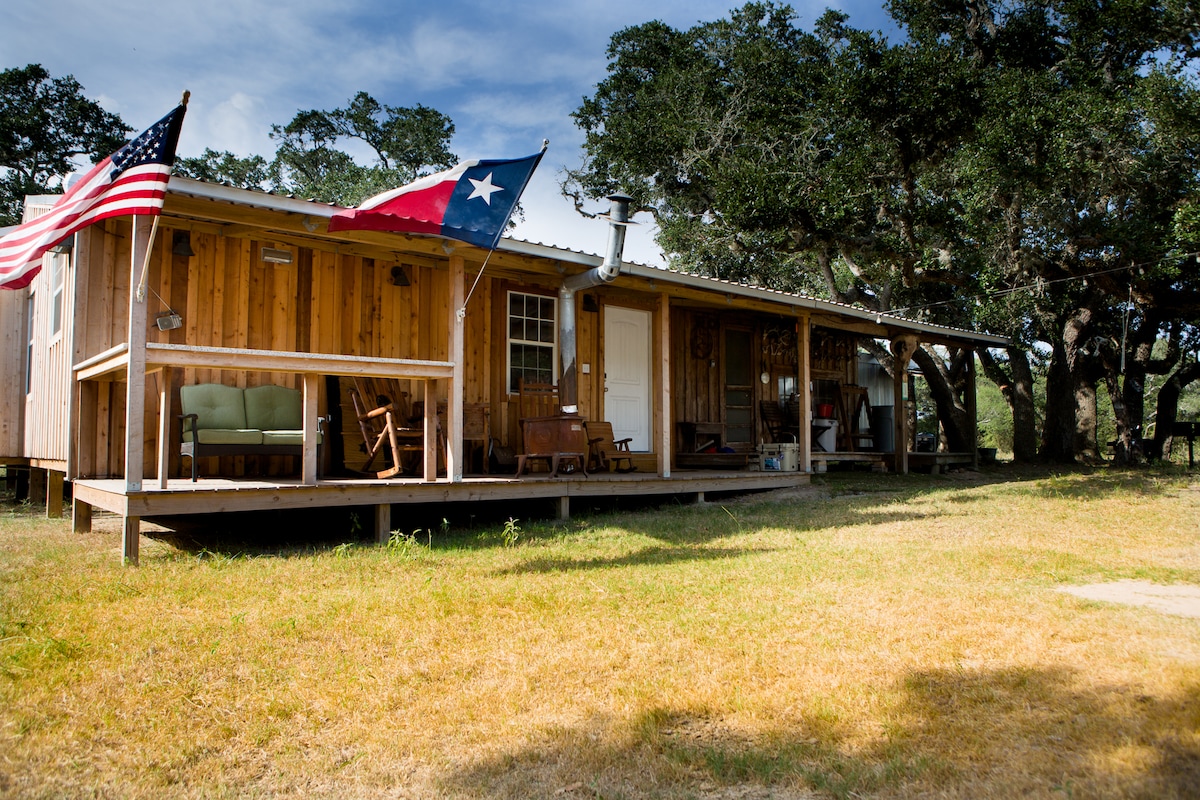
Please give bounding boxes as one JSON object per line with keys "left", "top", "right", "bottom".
{"left": 559, "top": 194, "right": 633, "bottom": 412}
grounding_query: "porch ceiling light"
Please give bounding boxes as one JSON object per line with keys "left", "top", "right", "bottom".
{"left": 261, "top": 247, "right": 293, "bottom": 264}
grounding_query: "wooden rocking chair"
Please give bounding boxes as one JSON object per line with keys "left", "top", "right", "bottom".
{"left": 585, "top": 420, "right": 636, "bottom": 473}
{"left": 348, "top": 378, "right": 424, "bottom": 478}
{"left": 760, "top": 400, "right": 797, "bottom": 443}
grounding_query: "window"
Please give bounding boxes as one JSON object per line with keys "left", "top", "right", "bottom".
{"left": 49, "top": 251, "right": 66, "bottom": 336}
{"left": 507, "top": 291, "right": 557, "bottom": 392}
{"left": 25, "top": 295, "right": 34, "bottom": 396}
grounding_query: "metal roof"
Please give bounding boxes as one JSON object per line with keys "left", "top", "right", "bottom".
{"left": 168, "top": 177, "right": 1010, "bottom": 347}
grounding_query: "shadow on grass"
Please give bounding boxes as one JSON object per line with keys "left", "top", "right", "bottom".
{"left": 439, "top": 665, "right": 1200, "bottom": 800}
{"left": 129, "top": 464, "right": 1187, "bottom": 559}
{"left": 499, "top": 544, "right": 779, "bottom": 575}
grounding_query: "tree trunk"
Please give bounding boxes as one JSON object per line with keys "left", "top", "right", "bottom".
{"left": 911, "top": 345, "right": 973, "bottom": 452}
{"left": 1148, "top": 359, "right": 1200, "bottom": 461}
{"left": 977, "top": 346, "right": 1038, "bottom": 462}
{"left": 1041, "top": 340, "right": 1078, "bottom": 463}
{"left": 1041, "top": 308, "right": 1097, "bottom": 463}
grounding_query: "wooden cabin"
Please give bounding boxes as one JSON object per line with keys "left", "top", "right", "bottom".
{"left": 0, "top": 178, "right": 1007, "bottom": 562}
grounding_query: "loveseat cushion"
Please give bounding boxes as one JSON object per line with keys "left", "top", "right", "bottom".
{"left": 183, "top": 428, "right": 264, "bottom": 445}
{"left": 244, "top": 384, "right": 302, "bottom": 430}
{"left": 180, "top": 383, "right": 248, "bottom": 430}
{"left": 260, "top": 430, "right": 323, "bottom": 446}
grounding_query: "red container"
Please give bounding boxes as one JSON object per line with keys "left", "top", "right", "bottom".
{"left": 816, "top": 403, "right": 834, "bottom": 419}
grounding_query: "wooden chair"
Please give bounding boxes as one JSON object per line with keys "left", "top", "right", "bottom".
{"left": 760, "top": 400, "right": 797, "bottom": 443}
{"left": 348, "top": 378, "right": 424, "bottom": 478}
{"left": 517, "top": 378, "right": 559, "bottom": 421}
{"left": 463, "top": 403, "right": 491, "bottom": 474}
{"left": 837, "top": 384, "right": 874, "bottom": 452}
{"left": 585, "top": 420, "right": 636, "bottom": 473}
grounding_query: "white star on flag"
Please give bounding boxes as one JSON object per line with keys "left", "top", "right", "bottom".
{"left": 467, "top": 172, "right": 504, "bottom": 205}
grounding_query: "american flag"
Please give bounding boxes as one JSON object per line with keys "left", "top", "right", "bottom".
{"left": 0, "top": 102, "right": 187, "bottom": 290}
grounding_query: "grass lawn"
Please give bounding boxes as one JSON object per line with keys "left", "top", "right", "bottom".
{"left": 1, "top": 466, "right": 1198, "bottom": 799}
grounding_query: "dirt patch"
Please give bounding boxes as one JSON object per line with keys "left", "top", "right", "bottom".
{"left": 1059, "top": 580, "right": 1200, "bottom": 619}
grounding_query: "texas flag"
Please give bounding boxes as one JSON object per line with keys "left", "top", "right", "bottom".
{"left": 327, "top": 145, "right": 545, "bottom": 250}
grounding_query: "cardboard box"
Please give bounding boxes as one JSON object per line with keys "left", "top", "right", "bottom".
{"left": 757, "top": 443, "right": 800, "bottom": 471}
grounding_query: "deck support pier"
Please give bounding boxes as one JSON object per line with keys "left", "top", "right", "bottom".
{"left": 122, "top": 516, "right": 140, "bottom": 565}
{"left": 374, "top": 503, "right": 391, "bottom": 544}
{"left": 46, "top": 471, "right": 63, "bottom": 518}
{"left": 73, "top": 497, "right": 92, "bottom": 533}
{"left": 557, "top": 495, "right": 570, "bottom": 521}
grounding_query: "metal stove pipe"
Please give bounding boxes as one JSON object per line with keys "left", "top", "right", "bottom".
{"left": 558, "top": 193, "right": 632, "bottom": 412}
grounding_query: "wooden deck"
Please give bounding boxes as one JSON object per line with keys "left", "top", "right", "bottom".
{"left": 72, "top": 469, "right": 811, "bottom": 536}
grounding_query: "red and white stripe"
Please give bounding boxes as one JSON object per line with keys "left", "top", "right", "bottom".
{"left": 0, "top": 160, "right": 171, "bottom": 290}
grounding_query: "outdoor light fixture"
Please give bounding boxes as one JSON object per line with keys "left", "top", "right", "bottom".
{"left": 261, "top": 247, "right": 293, "bottom": 264}
{"left": 172, "top": 231, "right": 195, "bottom": 257}
{"left": 155, "top": 310, "right": 183, "bottom": 331}
{"left": 390, "top": 266, "right": 411, "bottom": 287}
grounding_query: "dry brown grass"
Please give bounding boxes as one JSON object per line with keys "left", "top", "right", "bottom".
{"left": 1, "top": 466, "right": 1198, "bottom": 799}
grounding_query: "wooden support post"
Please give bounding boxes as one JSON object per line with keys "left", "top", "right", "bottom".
{"left": 374, "top": 503, "right": 391, "bottom": 544}
{"left": 73, "top": 497, "right": 92, "bottom": 534}
{"left": 448, "top": 253, "right": 465, "bottom": 482}
{"left": 125, "top": 217, "right": 153, "bottom": 493}
{"left": 797, "top": 313, "right": 812, "bottom": 473}
{"left": 657, "top": 291, "right": 671, "bottom": 477}
{"left": 423, "top": 379, "right": 438, "bottom": 482}
{"left": 123, "top": 516, "right": 140, "bottom": 566}
{"left": 29, "top": 468, "right": 45, "bottom": 507}
{"left": 695, "top": 491, "right": 706, "bottom": 505}
{"left": 891, "top": 334, "right": 920, "bottom": 475}
{"left": 967, "top": 350, "right": 979, "bottom": 469}
{"left": 302, "top": 373, "right": 320, "bottom": 484}
{"left": 157, "top": 366, "right": 172, "bottom": 489}
{"left": 46, "top": 471, "right": 64, "bottom": 518}
{"left": 557, "top": 495, "right": 570, "bottom": 521}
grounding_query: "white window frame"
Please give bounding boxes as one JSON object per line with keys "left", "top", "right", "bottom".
{"left": 49, "top": 251, "right": 66, "bottom": 339}
{"left": 506, "top": 290, "right": 558, "bottom": 394}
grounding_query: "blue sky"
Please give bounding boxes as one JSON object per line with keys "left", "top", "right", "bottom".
{"left": 4, "top": 0, "right": 895, "bottom": 265}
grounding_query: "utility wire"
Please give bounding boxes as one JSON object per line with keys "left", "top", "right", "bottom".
{"left": 883, "top": 252, "right": 1199, "bottom": 318}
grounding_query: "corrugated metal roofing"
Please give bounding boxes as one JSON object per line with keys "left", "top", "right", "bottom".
{"left": 167, "top": 176, "right": 1009, "bottom": 347}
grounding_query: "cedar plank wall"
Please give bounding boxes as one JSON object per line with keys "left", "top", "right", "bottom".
{"left": 72, "top": 221, "right": 483, "bottom": 480}
{"left": 670, "top": 307, "right": 805, "bottom": 455}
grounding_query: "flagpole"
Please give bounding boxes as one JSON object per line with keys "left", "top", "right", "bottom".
{"left": 134, "top": 91, "right": 189, "bottom": 304}
{"left": 456, "top": 139, "right": 548, "bottom": 321}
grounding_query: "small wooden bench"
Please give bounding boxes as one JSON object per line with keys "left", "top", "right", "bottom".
{"left": 180, "top": 383, "right": 323, "bottom": 481}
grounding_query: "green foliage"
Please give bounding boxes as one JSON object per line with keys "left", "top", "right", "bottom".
{"left": 0, "top": 64, "right": 131, "bottom": 226}
{"left": 569, "top": 0, "right": 1200, "bottom": 462}
{"left": 174, "top": 148, "right": 271, "bottom": 190}
{"left": 267, "top": 92, "right": 456, "bottom": 206}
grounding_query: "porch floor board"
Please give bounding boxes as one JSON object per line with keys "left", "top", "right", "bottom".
{"left": 72, "top": 470, "right": 811, "bottom": 518}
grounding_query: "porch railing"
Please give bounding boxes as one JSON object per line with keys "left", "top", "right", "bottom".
{"left": 73, "top": 343, "right": 455, "bottom": 487}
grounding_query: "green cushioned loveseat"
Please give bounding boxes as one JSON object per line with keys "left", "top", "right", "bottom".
{"left": 180, "top": 383, "right": 323, "bottom": 481}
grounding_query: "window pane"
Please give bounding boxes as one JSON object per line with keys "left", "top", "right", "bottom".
{"left": 509, "top": 293, "right": 522, "bottom": 316}
{"left": 539, "top": 321, "right": 554, "bottom": 344}
{"left": 540, "top": 296, "right": 554, "bottom": 321}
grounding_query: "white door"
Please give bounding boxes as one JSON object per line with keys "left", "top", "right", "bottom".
{"left": 604, "top": 305, "right": 652, "bottom": 451}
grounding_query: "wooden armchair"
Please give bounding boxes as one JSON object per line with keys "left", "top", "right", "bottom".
{"left": 585, "top": 420, "right": 636, "bottom": 473}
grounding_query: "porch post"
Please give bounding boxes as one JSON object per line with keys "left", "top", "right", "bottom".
{"left": 891, "top": 334, "right": 919, "bottom": 475}
{"left": 967, "top": 348, "right": 979, "bottom": 468}
{"left": 448, "top": 252, "right": 465, "bottom": 482}
{"left": 423, "top": 379, "right": 438, "bottom": 481}
{"left": 302, "top": 373, "right": 319, "bottom": 483}
{"left": 156, "top": 366, "right": 172, "bottom": 489}
{"left": 657, "top": 291, "right": 671, "bottom": 477}
{"left": 122, "top": 217, "right": 153, "bottom": 565}
{"left": 125, "top": 217, "right": 152, "bottom": 493}
{"left": 797, "top": 313, "right": 812, "bottom": 473}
